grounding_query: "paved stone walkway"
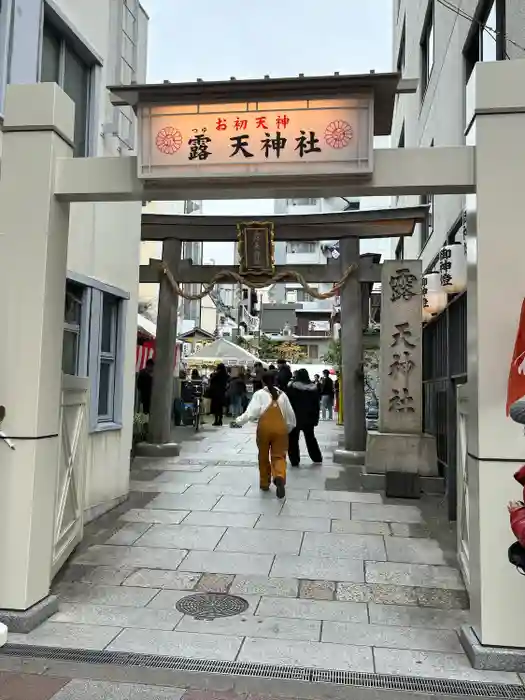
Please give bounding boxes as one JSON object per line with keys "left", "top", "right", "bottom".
{"left": 5, "top": 422, "right": 523, "bottom": 686}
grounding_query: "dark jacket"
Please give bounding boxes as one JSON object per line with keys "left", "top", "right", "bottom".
{"left": 319, "top": 376, "right": 335, "bottom": 398}
{"left": 287, "top": 380, "right": 320, "bottom": 428}
{"left": 228, "top": 377, "right": 247, "bottom": 398}
{"left": 276, "top": 363, "right": 293, "bottom": 391}
{"left": 208, "top": 370, "right": 228, "bottom": 412}
{"left": 137, "top": 369, "right": 153, "bottom": 414}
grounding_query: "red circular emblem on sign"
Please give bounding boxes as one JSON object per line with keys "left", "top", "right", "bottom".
{"left": 324, "top": 120, "right": 353, "bottom": 149}
{"left": 155, "top": 126, "right": 183, "bottom": 154}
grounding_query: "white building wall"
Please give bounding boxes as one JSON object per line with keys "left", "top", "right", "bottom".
{"left": 392, "top": 0, "right": 525, "bottom": 268}
{"left": 0, "top": 0, "right": 149, "bottom": 522}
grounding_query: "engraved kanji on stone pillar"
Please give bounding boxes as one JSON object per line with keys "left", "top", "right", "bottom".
{"left": 379, "top": 261, "right": 423, "bottom": 434}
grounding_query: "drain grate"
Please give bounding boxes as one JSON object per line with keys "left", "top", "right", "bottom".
{"left": 175, "top": 593, "right": 249, "bottom": 620}
{"left": 0, "top": 644, "right": 524, "bottom": 698}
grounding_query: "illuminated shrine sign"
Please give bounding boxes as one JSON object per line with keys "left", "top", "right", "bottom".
{"left": 138, "top": 97, "right": 374, "bottom": 180}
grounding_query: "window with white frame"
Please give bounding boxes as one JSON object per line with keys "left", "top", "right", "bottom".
{"left": 97, "top": 293, "right": 121, "bottom": 422}
{"left": 286, "top": 242, "right": 317, "bottom": 254}
{"left": 41, "top": 21, "right": 92, "bottom": 157}
{"left": 62, "top": 277, "right": 126, "bottom": 428}
{"left": 62, "top": 280, "right": 87, "bottom": 376}
{"left": 285, "top": 198, "right": 318, "bottom": 207}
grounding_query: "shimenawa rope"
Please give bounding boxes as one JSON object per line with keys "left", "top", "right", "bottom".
{"left": 159, "top": 262, "right": 358, "bottom": 301}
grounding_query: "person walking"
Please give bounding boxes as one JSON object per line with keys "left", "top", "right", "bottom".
{"left": 319, "top": 369, "right": 335, "bottom": 420}
{"left": 287, "top": 368, "right": 323, "bottom": 467}
{"left": 276, "top": 358, "right": 293, "bottom": 391}
{"left": 209, "top": 363, "right": 228, "bottom": 426}
{"left": 228, "top": 367, "right": 247, "bottom": 419}
{"left": 232, "top": 371, "right": 296, "bottom": 499}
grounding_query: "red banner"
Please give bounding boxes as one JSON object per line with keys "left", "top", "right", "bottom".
{"left": 136, "top": 342, "right": 155, "bottom": 372}
{"left": 507, "top": 299, "right": 525, "bottom": 415}
{"left": 135, "top": 342, "right": 181, "bottom": 373}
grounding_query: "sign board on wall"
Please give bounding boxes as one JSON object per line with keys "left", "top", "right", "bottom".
{"left": 308, "top": 320, "right": 331, "bottom": 332}
{"left": 138, "top": 97, "right": 374, "bottom": 180}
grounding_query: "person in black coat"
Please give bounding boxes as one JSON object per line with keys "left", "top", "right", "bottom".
{"left": 276, "top": 359, "right": 293, "bottom": 391}
{"left": 137, "top": 359, "right": 154, "bottom": 414}
{"left": 286, "top": 368, "right": 323, "bottom": 467}
{"left": 208, "top": 363, "right": 229, "bottom": 426}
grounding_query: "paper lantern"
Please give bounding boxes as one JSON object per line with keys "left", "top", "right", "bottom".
{"left": 439, "top": 243, "right": 467, "bottom": 293}
{"left": 422, "top": 271, "right": 447, "bottom": 320}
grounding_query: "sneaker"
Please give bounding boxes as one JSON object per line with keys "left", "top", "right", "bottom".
{"left": 274, "top": 477, "right": 286, "bottom": 500}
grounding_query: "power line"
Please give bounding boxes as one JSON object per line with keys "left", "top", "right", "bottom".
{"left": 435, "top": 0, "right": 525, "bottom": 54}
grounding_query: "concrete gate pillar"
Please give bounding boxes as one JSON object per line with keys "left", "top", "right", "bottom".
{"left": 460, "top": 58, "right": 525, "bottom": 668}
{"left": 0, "top": 84, "right": 73, "bottom": 628}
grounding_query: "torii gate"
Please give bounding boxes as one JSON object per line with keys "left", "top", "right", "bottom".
{"left": 139, "top": 206, "right": 427, "bottom": 452}
{"left": 2, "top": 61, "right": 525, "bottom": 666}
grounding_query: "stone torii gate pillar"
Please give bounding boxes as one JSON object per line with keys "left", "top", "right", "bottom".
{"left": 147, "top": 240, "right": 181, "bottom": 451}
{"left": 338, "top": 238, "right": 366, "bottom": 456}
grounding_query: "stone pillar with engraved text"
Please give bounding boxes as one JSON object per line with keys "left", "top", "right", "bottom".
{"left": 365, "top": 260, "right": 438, "bottom": 480}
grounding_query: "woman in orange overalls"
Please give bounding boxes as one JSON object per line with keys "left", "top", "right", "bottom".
{"left": 232, "top": 372, "right": 296, "bottom": 499}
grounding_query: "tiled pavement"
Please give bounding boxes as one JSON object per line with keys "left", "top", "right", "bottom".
{"left": 4, "top": 422, "right": 524, "bottom": 687}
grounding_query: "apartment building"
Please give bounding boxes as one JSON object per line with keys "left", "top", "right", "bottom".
{"left": 392, "top": 0, "right": 525, "bottom": 517}
{"left": 263, "top": 197, "right": 359, "bottom": 360}
{"left": 0, "top": 0, "right": 148, "bottom": 527}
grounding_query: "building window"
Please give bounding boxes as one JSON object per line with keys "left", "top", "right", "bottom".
{"left": 398, "top": 123, "right": 405, "bottom": 148}
{"left": 309, "top": 345, "right": 319, "bottom": 360}
{"left": 114, "top": 0, "right": 140, "bottom": 148}
{"left": 41, "top": 22, "right": 91, "bottom": 157}
{"left": 62, "top": 278, "right": 126, "bottom": 429}
{"left": 287, "top": 288, "right": 317, "bottom": 303}
{"left": 62, "top": 281, "right": 88, "bottom": 376}
{"left": 97, "top": 294, "right": 120, "bottom": 421}
{"left": 286, "top": 242, "right": 317, "bottom": 254}
{"left": 464, "top": 0, "right": 506, "bottom": 81}
{"left": 397, "top": 20, "right": 406, "bottom": 73}
{"left": 285, "top": 198, "right": 318, "bottom": 207}
{"left": 421, "top": 194, "right": 434, "bottom": 250}
{"left": 85, "top": 288, "right": 126, "bottom": 429}
{"left": 420, "top": 1, "right": 434, "bottom": 99}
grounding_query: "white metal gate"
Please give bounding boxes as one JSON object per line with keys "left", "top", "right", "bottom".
{"left": 52, "top": 375, "right": 88, "bottom": 577}
{"left": 456, "top": 384, "right": 470, "bottom": 589}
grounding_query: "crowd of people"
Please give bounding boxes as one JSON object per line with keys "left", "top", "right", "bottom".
{"left": 136, "top": 358, "right": 338, "bottom": 500}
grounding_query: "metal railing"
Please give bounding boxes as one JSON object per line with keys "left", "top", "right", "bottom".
{"left": 422, "top": 291, "right": 467, "bottom": 521}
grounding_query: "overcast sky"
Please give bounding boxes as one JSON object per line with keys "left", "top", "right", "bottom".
{"left": 140, "top": 0, "right": 394, "bottom": 262}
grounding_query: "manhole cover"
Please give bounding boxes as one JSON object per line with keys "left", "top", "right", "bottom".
{"left": 175, "top": 593, "right": 249, "bottom": 620}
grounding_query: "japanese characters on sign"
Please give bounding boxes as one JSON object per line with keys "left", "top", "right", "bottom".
{"left": 438, "top": 247, "right": 453, "bottom": 288}
{"left": 156, "top": 113, "right": 341, "bottom": 162}
{"left": 388, "top": 321, "right": 416, "bottom": 413}
{"left": 389, "top": 268, "right": 418, "bottom": 303}
{"left": 237, "top": 222, "right": 275, "bottom": 279}
{"left": 380, "top": 261, "right": 423, "bottom": 435}
{"left": 139, "top": 98, "right": 374, "bottom": 179}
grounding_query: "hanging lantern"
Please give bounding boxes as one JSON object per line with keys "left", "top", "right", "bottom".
{"left": 422, "top": 271, "right": 447, "bottom": 321}
{"left": 439, "top": 242, "right": 467, "bottom": 294}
